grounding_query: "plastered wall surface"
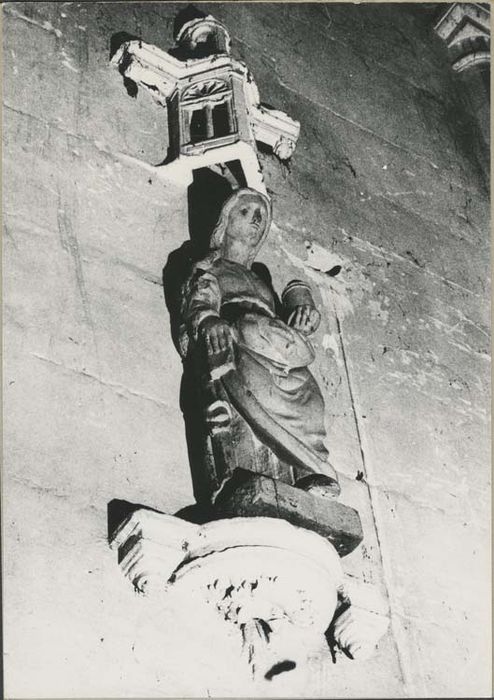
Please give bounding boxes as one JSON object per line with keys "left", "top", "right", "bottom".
{"left": 3, "top": 2, "right": 491, "bottom": 698}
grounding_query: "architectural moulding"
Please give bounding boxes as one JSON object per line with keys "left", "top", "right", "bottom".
{"left": 110, "top": 508, "right": 388, "bottom": 679}
{"left": 452, "top": 50, "right": 490, "bottom": 73}
{"left": 111, "top": 12, "right": 300, "bottom": 192}
{"left": 434, "top": 3, "right": 490, "bottom": 72}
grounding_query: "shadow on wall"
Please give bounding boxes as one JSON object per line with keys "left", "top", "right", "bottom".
{"left": 107, "top": 498, "right": 159, "bottom": 540}
{"left": 162, "top": 167, "right": 234, "bottom": 513}
{"left": 162, "top": 166, "right": 233, "bottom": 355}
{"left": 110, "top": 31, "right": 140, "bottom": 98}
{"left": 108, "top": 498, "right": 215, "bottom": 542}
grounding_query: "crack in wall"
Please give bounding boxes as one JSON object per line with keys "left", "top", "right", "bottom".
{"left": 380, "top": 376, "right": 489, "bottom": 423}
{"left": 276, "top": 74, "right": 442, "bottom": 170}
{"left": 31, "top": 352, "right": 176, "bottom": 413}
{"left": 2, "top": 211, "right": 166, "bottom": 290}
{"left": 4, "top": 5, "right": 63, "bottom": 38}
{"left": 3, "top": 103, "right": 181, "bottom": 196}
{"left": 377, "top": 191, "right": 484, "bottom": 249}
{"left": 237, "top": 16, "right": 451, "bottom": 113}
{"left": 56, "top": 187, "right": 106, "bottom": 384}
{"left": 57, "top": 190, "right": 92, "bottom": 329}
{"left": 447, "top": 340, "right": 490, "bottom": 362}
{"left": 270, "top": 74, "right": 483, "bottom": 196}
{"left": 4, "top": 207, "right": 164, "bottom": 287}
{"left": 342, "top": 230, "right": 486, "bottom": 300}
{"left": 370, "top": 481, "right": 491, "bottom": 521}
{"left": 295, "top": 142, "right": 483, "bottom": 199}
{"left": 8, "top": 474, "right": 72, "bottom": 500}
{"left": 6, "top": 473, "right": 106, "bottom": 525}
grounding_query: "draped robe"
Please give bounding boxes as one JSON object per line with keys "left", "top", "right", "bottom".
{"left": 181, "top": 256, "right": 336, "bottom": 482}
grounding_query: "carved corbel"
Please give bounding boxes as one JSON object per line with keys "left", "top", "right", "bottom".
{"left": 110, "top": 508, "right": 387, "bottom": 678}
{"left": 251, "top": 105, "right": 300, "bottom": 161}
{"left": 110, "top": 40, "right": 182, "bottom": 106}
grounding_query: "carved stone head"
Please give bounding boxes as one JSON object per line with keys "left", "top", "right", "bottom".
{"left": 210, "top": 188, "right": 272, "bottom": 263}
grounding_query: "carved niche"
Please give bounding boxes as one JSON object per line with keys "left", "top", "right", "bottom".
{"left": 111, "top": 8, "right": 300, "bottom": 191}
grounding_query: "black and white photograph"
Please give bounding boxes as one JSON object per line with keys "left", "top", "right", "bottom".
{"left": 2, "top": 1, "right": 491, "bottom": 697}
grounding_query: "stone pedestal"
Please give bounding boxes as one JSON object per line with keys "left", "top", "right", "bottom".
{"left": 110, "top": 509, "right": 345, "bottom": 678}
{"left": 109, "top": 505, "right": 387, "bottom": 680}
{"left": 212, "top": 467, "right": 363, "bottom": 556}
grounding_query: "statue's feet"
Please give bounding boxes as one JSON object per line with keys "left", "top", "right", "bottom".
{"left": 295, "top": 473, "right": 340, "bottom": 500}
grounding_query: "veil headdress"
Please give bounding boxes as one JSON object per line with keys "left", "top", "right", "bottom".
{"left": 179, "top": 188, "right": 272, "bottom": 357}
{"left": 209, "top": 188, "right": 272, "bottom": 266}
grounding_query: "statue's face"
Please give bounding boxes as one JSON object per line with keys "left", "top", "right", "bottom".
{"left": 225, "top": 194, "right": 269, "bottom": 248}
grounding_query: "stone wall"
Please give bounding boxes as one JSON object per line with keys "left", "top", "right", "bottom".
{"left": 3, "top": 2, "right": 490, "bottom": 697}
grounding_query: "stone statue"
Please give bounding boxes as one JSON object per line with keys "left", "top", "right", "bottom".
{"left": 179, "top": 188, "right": 341, "bottom": 505}
{"left": 109, "top": 11, "right": 377, "bottom": 680}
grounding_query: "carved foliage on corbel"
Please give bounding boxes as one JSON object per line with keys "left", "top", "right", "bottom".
{"left": 110, "top": 509, "right": 388, "bottom": 678}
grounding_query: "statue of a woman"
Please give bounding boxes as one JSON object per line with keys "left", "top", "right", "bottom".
{"left": 179, "top": 188, "right": 340, "bottom": 503}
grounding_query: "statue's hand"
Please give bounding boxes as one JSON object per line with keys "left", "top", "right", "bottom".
{"left": 288, "top": 305, "right": 321, "bottom": 335}
{"left": 199, "top": 316, "right": 234, "bottom": 356}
